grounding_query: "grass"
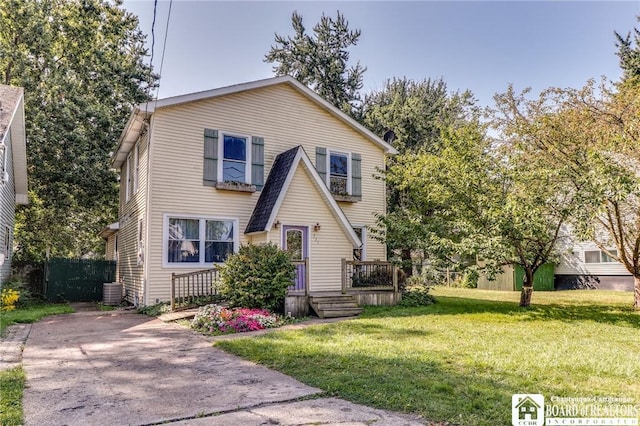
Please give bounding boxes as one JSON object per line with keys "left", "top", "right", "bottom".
{"left": 0, "top": 367, "right": 25, "bottom": 425}
{"left": 216, "top": 287, "right": 640, "bottom": 425}
{"left": 0, "top": 303, "right": 73, "bottom": 335}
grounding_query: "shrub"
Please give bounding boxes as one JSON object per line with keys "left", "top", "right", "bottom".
{"left": 398, "top": 284, "right": 436, "bottom": 307}
{"left": 191, "top": 304, "right": 286, "bottom": 334}
{"left": 1, "top": 288, "right": 19, "bottom": 311}
{"left": 460, "top": 269, "right": 479, "bottom": 288}
{"left": 218, "top": 243, "right": 295, "bottom": 312}
{"left": 2, "top": 275, "right": 36, "bottom": 306}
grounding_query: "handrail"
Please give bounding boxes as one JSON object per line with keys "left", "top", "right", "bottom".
{"left": 170, "top": 267, "right": 220, "bottom": 311}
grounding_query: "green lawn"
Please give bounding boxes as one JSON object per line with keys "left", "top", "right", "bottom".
{"left": 216, "top": 287, "right": 640, "bottom": 426}
{"left": 0, "top": 367, "right": 25, "bottom": 426}
{"left": 0, "top": 303, "right": 73, "bottom": 335}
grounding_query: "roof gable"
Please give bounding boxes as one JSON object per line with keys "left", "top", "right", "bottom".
{"left": 0, "top": 84, "right": 28, "bottom": 205}
{"left": 112, "top": 76, "right": 396, "bottom": 168}
{"left": 245, "top": 146, "right": 361, "bottom": 248}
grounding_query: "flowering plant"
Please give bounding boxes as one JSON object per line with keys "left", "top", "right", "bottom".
{"left": 191, "top": 304, "right": 286, "bottom": 334}
{"left": 1, "top": 288, "right": 20, "bottom": 311}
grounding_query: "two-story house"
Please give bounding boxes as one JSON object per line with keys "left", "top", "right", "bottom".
{"left": 0, "top": 85, "right": 28, "bottom": 285}
{"left": 111, "top": 76, "right": 396, "bottom": 311}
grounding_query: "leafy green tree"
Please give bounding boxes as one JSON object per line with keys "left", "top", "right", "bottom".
{"left": 493, "top": 80, "right": 640, "bottom": 309}
{"left": 615, "top": 16, "right": 640, "bottom": 82}
{"left": 265, "top": 11, "right": 366, "bottom": 115}
{"left": 0, "top": 0, "right": 155, "bottom": 262}
{"left": 361, "top": 77, "right": 478, "bottom": 276}
{"left": 387, "top": 122, "right": 573, "bottom": 307}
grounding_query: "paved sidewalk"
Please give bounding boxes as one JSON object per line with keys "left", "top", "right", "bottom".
{"left": 0, "top": 322, "right": 32, "bottom": 371}
{"left": 18, "top": 308, "right": 428, "bottom": 425}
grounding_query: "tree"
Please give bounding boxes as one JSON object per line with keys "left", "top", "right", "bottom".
{"left": 0, "top": 0, "right": 155, "bottom": 262}
{"left": 615, "top": 15, "right": 640, "bottom": 82}
{"left": 360, "top": 77, "right": 478, "bottom": 276}
{"left": 265, "top": 11, "right": 366, "bottom": 115}
{"left": 385, "top": 120, "right": 573, "bottom": 306}
{"left": 493, "top": 80, "right": 640, "bottom": 309}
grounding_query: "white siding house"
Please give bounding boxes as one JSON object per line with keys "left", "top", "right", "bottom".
{"left": 111, "top": 76, "right": 396, "bottom": 307}
{"left": 0, "top": 85, "right": 29, "bottom": 285}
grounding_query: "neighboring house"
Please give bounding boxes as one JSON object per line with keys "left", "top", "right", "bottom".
{"left": 111, "top": 76, "right": 396, "bottom": 308}
{"left": 98, "top": 222, "right": 119, "bottom": 261}
{"left": 0, "top": 85, "right": 28, "bottom": 285}
{"left": 555, "top": 241, "right": 633, "bottom": 291}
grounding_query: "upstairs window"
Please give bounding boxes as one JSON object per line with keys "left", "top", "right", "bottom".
{"left": 329, "top": 152, "right": 350, "bottom": 195}
{"left": 222, "top": 134, "right": 248, "bottom": 183}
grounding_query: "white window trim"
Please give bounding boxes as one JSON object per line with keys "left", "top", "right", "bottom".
{"left": 137, "top": 217, "right": 144, "bottom": 266}
{"left": 217, "top": 131, "right": 252, "bottom": 184}
{"left": 326, "top": 149, "right": 352, "bottom": 195}
{"left": 162, "top": 213, "right": 239, "bottom": 268}
{"left": 3, "top": 225, "right": 10, "bottom": 259}
{"left": 0, "top": 141, "right": 7, "bottom": 184}
{"left": 133, "top": 143, "right": 140, "bottom": 194}
{"left": 584, "top": 249, "right": 617, "bottom": 264}
{"left": 125, "top": 152, "right": 132, "bottom": 203}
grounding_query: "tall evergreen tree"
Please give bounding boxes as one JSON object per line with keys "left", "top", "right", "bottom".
{"left": 0, "top": 0, "right": 156, "bottom": 262}
{"left": 265, "top": 11, "right": 366, "bottom": 115}
{"left": 615, "top": 16, "right": 640, "bottom": 82}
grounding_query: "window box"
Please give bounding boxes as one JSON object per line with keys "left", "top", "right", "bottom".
{"left": 215, "top": 181, "right": 256, "bottom": 193}
{"left": 333, "top": 194, "right": 361, "bottom": 203}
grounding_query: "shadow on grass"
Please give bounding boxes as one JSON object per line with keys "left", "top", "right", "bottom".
{"left": 362, "top": 295, "right": 640, "bottom": 329}
{"left": 219, "top": 332, "right": 524, "bottom": 425}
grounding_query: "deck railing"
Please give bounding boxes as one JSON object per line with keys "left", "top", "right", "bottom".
{"left": 341, "top": 259, "right": 398, "bottom": 293}
{"left": 170, "top": 268, "right": 221, "bottom": 311}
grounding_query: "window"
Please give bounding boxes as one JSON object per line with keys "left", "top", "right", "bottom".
{"left": 285, "top": 229, "right": 303, "bottom": 261}
{"left": 0, "top": 142, "right": 6, "bottom": 184}
{"left": 165, "top": 215, "right": 237, "bottom": 266}
{"left": 137, "top": 217, "right": 144, "bottom": 266}
{"left": 352, "top": 226, "right": 366, "bottom": 261}
{"left": 328, "top": 151, "right": 350, "bottom": 195}
{"left": 133, "top": 143, "right": 140, "bottom": 194}
{"left": 584, "top": 249, "right": 617, "bottom": 264}
{"left": 125, "top": 152, "right": 132, "bottom": 202}
{"left": 3, "top": 226, "right": 10, "bottom": 258}
{"left": 220, "top": 133, "right": 249, "bottom": 183}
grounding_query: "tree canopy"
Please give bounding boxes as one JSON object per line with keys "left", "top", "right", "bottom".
{"left": 265, "top": 11, "right": 366, "bottom": 115}
{"left": 0, "top": 0, "right": 155, "bottom": 262}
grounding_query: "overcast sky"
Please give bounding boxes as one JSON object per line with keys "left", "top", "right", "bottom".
{"left": 121, "top": 1, "right": 640, "bottom": 108}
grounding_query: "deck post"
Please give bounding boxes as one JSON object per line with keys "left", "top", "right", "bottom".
{"left": 341, "top": 258, "right": 347, "bottom": 294}
{"left": 170, "top": 273, "right": 176, "bottom": 311}
{"left": 305, "top": 257, "right": 310, "bottom": 296}
{"left": 392, "top": 264, "right": 398, "bottom": 293}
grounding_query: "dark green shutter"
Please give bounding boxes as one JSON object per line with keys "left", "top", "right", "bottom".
{"left": 352, "top": 153, "right": 362, "bottom": 197}
{"left": 203, "top": 129, "right": 218, "bottom": 186}
{"left": 315, "top": 147, "right": 327, "bottom": 184}
{"left": 251, "top": 136, "right": 264, "bottom": 190}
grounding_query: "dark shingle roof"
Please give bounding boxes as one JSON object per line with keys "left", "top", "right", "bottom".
{"left": 245, "top": 146, "right": 301, "bottom": 234}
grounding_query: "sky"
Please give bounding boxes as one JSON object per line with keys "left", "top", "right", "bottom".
{"left": 121, "top": 1, "right": 640, "bottom": 109}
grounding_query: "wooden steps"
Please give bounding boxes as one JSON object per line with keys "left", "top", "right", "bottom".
{"left": 308, "top": 294, "right": 362, "bottom": 319}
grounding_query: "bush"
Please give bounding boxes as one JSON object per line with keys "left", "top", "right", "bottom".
{"left": 460, "top": 270, "right": 479, "bottom": 288}
{"left": 191, "top": 304, "right": 286, "bottom": 334}
{"left": 398, "top": 284, "right": 436, "bottom": 307}
{"left": 218, "top": 243, "right": 295, "bottom": 312}
{"left": 1, "top": 275, "right": 37, "bottom": 307}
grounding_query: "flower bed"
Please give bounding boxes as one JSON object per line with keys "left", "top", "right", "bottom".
{"left": 191, "top": 304, "right": 286, "bottom": 335}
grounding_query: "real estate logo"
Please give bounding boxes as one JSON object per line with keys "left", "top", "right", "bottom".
{"left": 513, "top": 394, "right": 545, "bottom": 426}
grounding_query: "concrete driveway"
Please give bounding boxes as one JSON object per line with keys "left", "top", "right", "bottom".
{"left": 21, "top": 309, "right": 427, "bottom": 426}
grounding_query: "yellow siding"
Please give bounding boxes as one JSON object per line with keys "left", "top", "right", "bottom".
{"left": 267, "top": 164, "right": 353, "bottom": 292}
{"left": 142, "top": 83, "right": 388, "bottom": 303}
{"left": 118, "top": 133, "right": 149, "bottom": 305}
{"left": 105, "top": 234, "right": 117, "bottom": 261}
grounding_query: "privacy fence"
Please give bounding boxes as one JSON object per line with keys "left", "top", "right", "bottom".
{"left": 45, "top": 258, "right": 117, "bottom": 302}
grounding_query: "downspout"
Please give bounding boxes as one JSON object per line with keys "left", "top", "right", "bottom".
{"left": 143, "top": 113, "right": 154, "bottom": 307}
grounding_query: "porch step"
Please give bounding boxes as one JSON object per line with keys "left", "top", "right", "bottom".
{"left": 309, "top": 295, "right": 363, "bottom": 319}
